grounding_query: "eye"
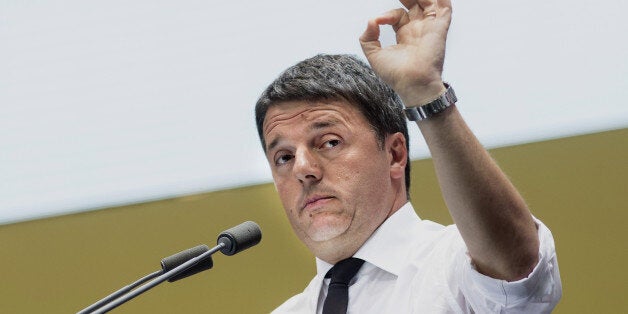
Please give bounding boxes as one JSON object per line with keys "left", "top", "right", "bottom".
{"left": 274, "top": 153, "right": 294, "bottom": 166}
{"left": 320, "top": 138, "right": 341, "bottom": 149}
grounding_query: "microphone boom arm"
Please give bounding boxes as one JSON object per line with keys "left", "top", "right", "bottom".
{"left": 77, "top": 221, "right": 261, "bottom": 313}
{"left": 77, "top": 270, "right": 163, "bottom": 314}
{"left": 84, "top": 243, "right": 225, "bottom": 314}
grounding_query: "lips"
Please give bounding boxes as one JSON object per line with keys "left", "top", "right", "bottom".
{"left": 301, "top": 195, "right": 334, "bottom": 211}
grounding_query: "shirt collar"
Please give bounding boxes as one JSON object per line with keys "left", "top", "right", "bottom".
{"left": 315, "top": 202, "right": 421, "bottom": 277}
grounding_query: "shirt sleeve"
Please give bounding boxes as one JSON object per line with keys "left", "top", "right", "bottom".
{"left": 458, "top": 218, "right": 563, "bottom": 313}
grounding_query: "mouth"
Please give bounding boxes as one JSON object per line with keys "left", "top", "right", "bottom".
{"left": 301, "top": 195, "right": 335, "bottom": 212}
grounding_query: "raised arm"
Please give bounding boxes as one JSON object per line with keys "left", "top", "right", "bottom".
{"left": 359, "top": 0, "right": 539, "bottom": 281}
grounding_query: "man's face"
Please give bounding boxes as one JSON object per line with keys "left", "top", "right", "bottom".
{"left": 262, "top": 99, "right": 406, "bottom": 262}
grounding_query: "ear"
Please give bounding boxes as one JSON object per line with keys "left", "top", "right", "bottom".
{"left": 385, "top": 132, "right": 408, "bottom": 180}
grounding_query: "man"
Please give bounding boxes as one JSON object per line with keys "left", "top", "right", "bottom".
{"left": 255, "top": 0, "right": 562, "bottom": 313}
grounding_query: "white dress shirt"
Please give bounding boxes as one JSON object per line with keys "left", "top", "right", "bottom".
{"left": 273, "top": 203, "right": 562, "bottom": 313}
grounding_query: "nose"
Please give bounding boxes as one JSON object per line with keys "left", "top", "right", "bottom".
{"left": 293, "top": 148, "right": 322, "bottom": 185}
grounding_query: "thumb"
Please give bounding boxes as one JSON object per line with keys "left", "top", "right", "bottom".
{"left": 359, "top": 19, "right": 382, "bottom": 59}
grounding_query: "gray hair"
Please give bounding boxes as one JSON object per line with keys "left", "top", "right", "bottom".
{"left": 255, "top": 54, "right": 411, "bottom": 195}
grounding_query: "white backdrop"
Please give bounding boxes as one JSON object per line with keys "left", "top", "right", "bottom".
{"left": 1, "top": 0, "right": 627, "bottom": 224}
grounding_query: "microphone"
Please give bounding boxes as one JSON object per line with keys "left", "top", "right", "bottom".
{"left": 161, "top": 245, "right": 214, "bottom": 282}
{"left": 78, "top": 221, "right": 262, "bottom": 314}
{"left": 217, "top": 221, "right": 262, "bottom": 256}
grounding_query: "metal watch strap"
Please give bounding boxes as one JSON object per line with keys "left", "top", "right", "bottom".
{"left": 404, "top": 83, "right": 457, "bottom": 121}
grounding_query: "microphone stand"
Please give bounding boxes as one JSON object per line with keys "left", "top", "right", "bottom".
{"left": 80, "top": 243, "right": 225, "bottom": 314}
{"left": 78, "top": 220, "right": 261, "bottom": 313}
{"left": 77, "top": 270, "right": 163, "bottom": 314}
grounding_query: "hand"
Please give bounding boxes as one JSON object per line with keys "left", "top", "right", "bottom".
{"left": 360, "top": 0, "right": 452, "bottom": 107}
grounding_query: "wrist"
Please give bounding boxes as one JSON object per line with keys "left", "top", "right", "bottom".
{"left": 404, "top": 83, "right": 457, "bottom": 122}
{"left": 399, "top": 81, "right": 447, "bottom": 108}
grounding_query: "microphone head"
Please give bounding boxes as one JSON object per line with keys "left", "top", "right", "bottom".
{"left": 216, "top": 221, "right": 262, "bottom": 256}
{"left": 161, "top": 245, "right": 213, "bottom": 282}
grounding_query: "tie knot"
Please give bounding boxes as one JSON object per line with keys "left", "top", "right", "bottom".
{"left": 326, "top": 258, "right": 364, "bottom": 285}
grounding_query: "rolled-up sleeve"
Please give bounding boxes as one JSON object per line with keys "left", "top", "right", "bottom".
{"left": 459, "top": 218, "right": 562, "bottom": 313}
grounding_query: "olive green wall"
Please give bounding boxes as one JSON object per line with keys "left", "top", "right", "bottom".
{"left": 1, "top": 128, "right": 626, "bottom": 313}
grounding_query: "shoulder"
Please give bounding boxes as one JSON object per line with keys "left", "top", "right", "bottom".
{"left": 272, "top": 293, "right": 310, "bottom": 314}
{"left": 271, "top": 274, "right": 323, "bottom": 314}
{"left": 406, "top": 219, "right": 464, "bottom": 256}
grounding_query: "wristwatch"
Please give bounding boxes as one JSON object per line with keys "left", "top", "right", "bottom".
{"left": 404, "top": 83, "right": 457, "bottom": 121}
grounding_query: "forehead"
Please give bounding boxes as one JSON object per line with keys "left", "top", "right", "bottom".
{"left": 262, "top": 100, "right": 367, "bottom": 147}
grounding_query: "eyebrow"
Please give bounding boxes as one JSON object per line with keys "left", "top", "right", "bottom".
{"left": 266, "top": 119, "right": 340, "bottom": 152}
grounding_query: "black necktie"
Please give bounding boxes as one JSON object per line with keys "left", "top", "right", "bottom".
{"left": 322, "top": 257, "right": 365, "bottom": 314}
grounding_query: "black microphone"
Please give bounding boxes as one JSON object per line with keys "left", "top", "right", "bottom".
{"left": 161, "top": 245, "right": 214, "bottom": 282}
{"left": 78, "top": 221, "right": 262, "bottom": 314}
{"left": 217, "top": 221, "right": 262, "bottom": 256}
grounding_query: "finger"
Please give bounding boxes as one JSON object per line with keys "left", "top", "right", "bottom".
{"left": 424, "top": 0, "right": 452, "bottom": 15}
{"left": 399, "top": 0, "right": 436, "bottom": 12}
{"left": 359, "top": 18, "right": 380, "bottom": 43}
{"left": 417, "top": 0, "right": 437, "bottom": 12}
{"left": 399, "top": 0, "right": 416, "bottom": 11}
{"left": 405, "top": 0, "right": 451, "bottom": 21}
{"left": 373, "top": 8, "right": 410, "bottom": 33}
{"left": 423, "top": 0, "right": 451, "bottom": 21}
{"left": 398, "top": 0, "right": 439, "bottom": 21}
{"left": 359, "top": 19, "right": 382, "bottom": 58}
{"left": 438, "top": 0, "right": 452, "bottom": 12}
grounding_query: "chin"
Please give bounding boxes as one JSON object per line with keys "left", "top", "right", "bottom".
{"left": 306, "top": 218, "right": 350, "bottom": 242}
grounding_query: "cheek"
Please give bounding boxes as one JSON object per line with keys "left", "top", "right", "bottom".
{"left": 276, "top": 183, "right": 293, "bottom": 206}
{"left": 348, "top": 158, "right": 391, "bottom": 201}
{"left": 274, "top": 179, "right": 302, "bottom": 214}
{"left": 335, "top": 167, "right": 359, "bottom": 182}
{"left": 284, "top": 207, "right": 297, "bottom": 222}
{"left": 340, "top": 150, "right": 386, "bottom": 183}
